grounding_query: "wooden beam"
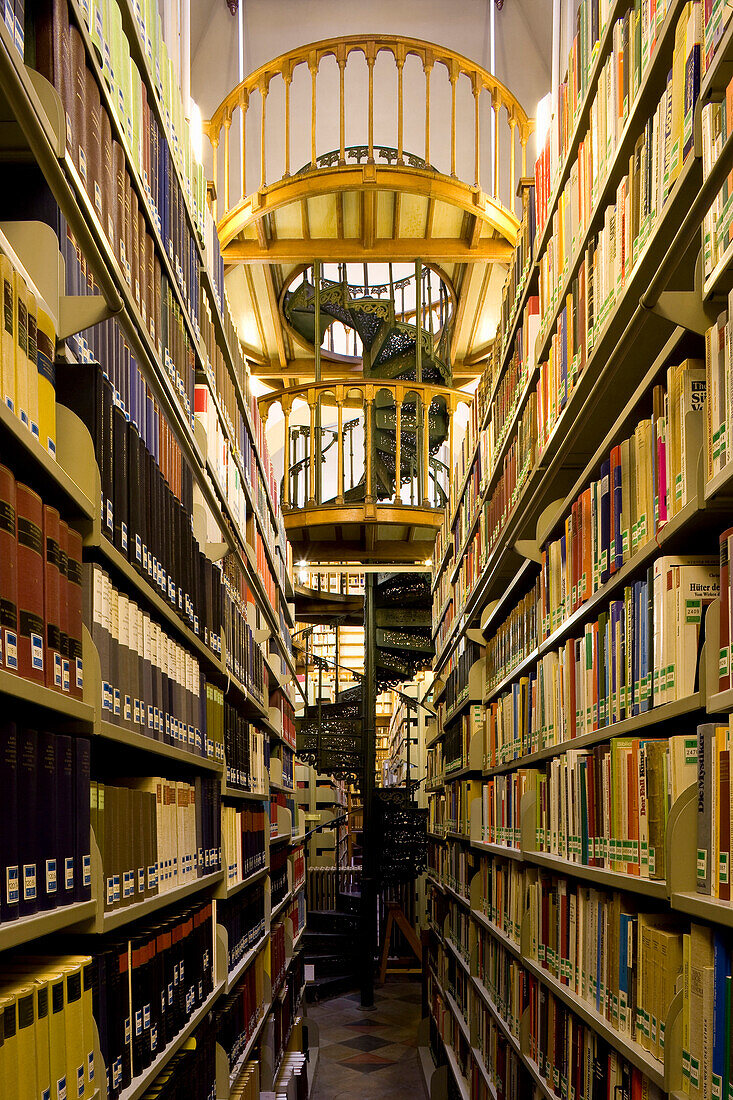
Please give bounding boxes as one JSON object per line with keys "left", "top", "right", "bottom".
{"left": 393, "top": 191, "right": 401, "bottom": 239}
{"left": 465, "top": 263, "right": 493, "bottom": 360}
{"left": 263, "top": 265, "right": 288, "bottom": 370}
{"left": 255, "top": 217, "right": 268, "bottom": 250}
{"left": 301, "top": 198, "right": 310, "bottom": 239}
{"left": 249, "top": 358, "right": 364, "bottom": 379}
{"left": 468, "top": 212, "right": 483, "bottom": 249}
{"left": 450, "top": 263, "right": 477, "bottom": 363}
{"left": 337, "top": 192, "right": 345, "bottom": 239}
{"left": 222, "top": 237, "right": 513, "bottom": 264}
{"left": 362, "top": 190, "right": 376, "bottom": 250}
{"left": 425, "top": 196, "right": 435, "bottom": 239}
{"left": 243, "top": 265, "right": 268, "bottom": 360}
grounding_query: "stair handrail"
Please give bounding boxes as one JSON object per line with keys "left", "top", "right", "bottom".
{"left": 205, "top": 33, "right": 534, "bottom": 229}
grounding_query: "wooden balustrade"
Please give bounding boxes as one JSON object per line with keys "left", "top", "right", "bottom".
{"left": 259, "top": 379, "right": 469, "bottom": 516}
{"left": 205, "top": 34, "right": 534, "bottom": 226}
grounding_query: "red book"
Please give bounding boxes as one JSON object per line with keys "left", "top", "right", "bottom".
{"left": 58, "top": 520, "right": 70, "bottom": 694}
{"left": 66, "top": 527, "right": 84, "bottom": 699}
{"left": 43, "top": 504, "right": 62, "bottom": 691}
{"left": 0, "top": 464, "right": 18, "bottom": 674}
{"left": 15, "top": 482, "right": 45, "bottom": 683}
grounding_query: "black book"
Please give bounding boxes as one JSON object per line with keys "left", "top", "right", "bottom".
{"left": 74, "top": 737, "right": 91, "bottom": 902}
{"left": 17, "top": 726, "right": 38, "bottom": 917}
{"left": 56, "top": 733, "right": 75, "bottom": 908}
{"left": 38, "top": 730, "right": 58, "bottom": 911}
{"left": 127, "top": 421, "right": 142, "bottom": 573}
{"left": 0, "top": 720, "right": 19, "bottom": 922}
{"left": 112, "top": 405, "right": 129, "bottom": 559}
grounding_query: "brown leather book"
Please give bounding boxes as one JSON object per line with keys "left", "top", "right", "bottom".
{"left": 57, "top": 520, "right": 70, "bottom": 693}
{"left": 15, "top": 481, "right": 44, "bottom": 684}
{"left": 42, "top": 503, "right": 62, "bottom": 691}
{"left": 65, "top": 525, "right": 83, "bottom": 700}
{"left": 70, "top": 26, "right": 87, "bottom": 186}
{"left": 84, "top": 66, "right": 104, "bottom": 223}
{"left": 101, "top": 109, "right": 115, "bottom": 252}
{"left": 112, "top": 140, "right": 126, "bottom": 275}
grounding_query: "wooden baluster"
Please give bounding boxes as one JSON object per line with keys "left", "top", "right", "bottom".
{"left": 260, "top": 76, "right": 270, "bottom": 191}
{"left": 308, "top": 398, "right": 316, "bottom": 505}
{"left": 396, "top": 47, "right": 405, "bottom": 165}
{"left": 240, "top": 90, "right": 249, "bottom": 200}
{"left": 521, "top": 122, "right": 529, "bottom": 177}
{"left": 336, "top": 394, "right": 344, "bottom": 503}
{"left": 422, "top": 399, "right": 430, "bottom": 507}
{"left": 448, "top": 401, "right": 454, "bottom": 479}
{"left": 493, "top": 93, "right": 500, "bottom": 199}
{"left": 282, "top": 405, "right": 291, "bottom": 507}
{"left": 423, "top": 55, "right": 433, "bottom": 165}
{"left": 284, "top": 70, "right": 292, "bottom": 177}
{"left": 394, "top": 398, "right": 401, "bottom": 505}
{"left": 364, "top": 394, "right": 374, "bottom": 502}
{"left": 210, "top": 131, "right": 219, "bottom": 222}
{"left": 338, "top": 53, "right": 346, "bottom": 165}
{"left": 510, "top": 113, "right": 517, "bottom": 214}
{"left": 473, "top": 76, "right": 481, "bottom": 190}
{"left": 310, "top": 53, "right": 318, "bottom": 169}
{"left": 450, "top": 62, "right": 458, "bottom": 178}
{"left": 367, "top": 47, "right": 375, "bottom": 163}
{"left": 223, "top": 109, "right": 232, "bottom": 212}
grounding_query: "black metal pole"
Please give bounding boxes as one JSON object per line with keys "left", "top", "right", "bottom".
{"left": 360, "top": 573, "right": 377, "bottom": 1007}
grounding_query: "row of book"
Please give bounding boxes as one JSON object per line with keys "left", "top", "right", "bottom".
{"left": 93, "top": 776, "right": 222, "bottom": 911}
{"left": 525, "top": 874, "right": 681, "bottom": 1058}
{"left": 59, "top": 359, "right": 223, "bottom": 654}
{"left": 538, "top": 0, "right": 695, "bottom": 334}
{"left": 531, "top": 732, "right": 697, "bottom": 879}
{"left": 86, "top": 562, "right": 209, "bottom": 749}
{"left": 222, "top": 555, "right": 266, "bottom": 704}
{"left": 272, "top": 960, "right": 304, "bottom": 1072}
{"left": 0, "top": 466, "right": 84, "bottom": 692}
{"left": 218, "top": 697, "right": 268, "bottom": 794}
{"left": 0, "top": 723, "right": 90, "bottom": 922}
{"left": 270, "top": 844, "right": 289, "bottom": 911}
{"left": 438, "top": 4, "right": 704, "bottom": 627}
{"left": 221, "top": 804, "right": 267, "bottom": 890}
{"left": 270, "top": 687, "right": 296, "bottom": 750}
{"left": 429, "top": 838, "right": 475, "bottom": 902}
{"left": 0, "top": 241, "right": 57, "bottom": 454}
{"left": 270, "top": 916, "right": 288, "bottom": 994}
{"left": 218, "top": 882, "right": 266, "bottom": 974}
{"left": 95, "top": 900, "right": 216, "bottom": 1095}
{"left": 485, "top": 554, "right": 716, "bottom": 766}
{"left": 500, "top": 186, "right": 538, "bottom": 358}
{"left": 473, "top": 928, "right": 524, "bottom": 1041}
{"left": 135, "top": 1021, "right": 216, "bottom": 1100}
{"left": 440, "top": 639, "right": 483, "bottom": 721}
{"left": 701, "top": 73, "right": 733, "bottom": 279}
{"left": 539, "top": 368, "right": 707, "bottom": 636}
{"left": 215, "top": 947, "right": 267, "bottom": 1078}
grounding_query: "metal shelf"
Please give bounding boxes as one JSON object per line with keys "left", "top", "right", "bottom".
{"left": 0, "top": 898, "right": 97, "bottom": 952}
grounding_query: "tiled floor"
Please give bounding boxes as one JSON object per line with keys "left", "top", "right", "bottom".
{"left": 308, "top": 980, "right": 425, "bottom": 1099}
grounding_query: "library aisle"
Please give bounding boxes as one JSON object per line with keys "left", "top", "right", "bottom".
{"left": 309, "top": 981, "right": 424, "bottom": 1099}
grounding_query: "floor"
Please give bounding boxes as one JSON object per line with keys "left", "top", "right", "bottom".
{"left": 308, "top": 979, "right": 426, "bottom": 1099}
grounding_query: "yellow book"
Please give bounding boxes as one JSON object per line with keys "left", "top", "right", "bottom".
{"left": 13, "top": 269, "right": 30, "bottom": 431}
{"left": 35, "top": 304, "right": 56, "bottom": 458}
{"left": 0, "top": 969, "right": 52, "bottom": 1100}
{"left": 0, "top": 249, "right": 15, "bottom": 414}
{"left": 26, "top": 290, "right": 39, "bottom": 441}
{"left": 0, "top": 982, "right": 36, "bottom": 1100}
{"left": 0, "top": 991, "right": 18, "bottom": 1100}
{"left": 668, "top": 4, "right": 690, "bottom": 188}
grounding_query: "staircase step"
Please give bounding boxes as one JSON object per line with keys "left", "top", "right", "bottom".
{"left": 305, "top": 974, "right": 358, "bottom": 1002}
{"left": 376, "top": 627, "right": 434, "bottom": 654}
{"left": 375, "top": 608, "right": 431, "bottom": 628}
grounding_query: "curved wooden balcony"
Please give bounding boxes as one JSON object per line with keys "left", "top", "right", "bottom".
{"left": 204, "top": 33, "right": 534, "bottom": 264}
{"left": 259, "top": 379, "right": 471, "bottom": 563}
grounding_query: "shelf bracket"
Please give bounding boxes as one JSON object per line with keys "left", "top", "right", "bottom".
{"left": 58, "top": 294, "right": 116, "bottom": 340}
{"left": 205, "top": 541, "right": 228, "bottom": 562}
{"left": 24, "top": 67, "right": 65, "bottom": 156}
{"left": 642, "top": 250, "right": 722, "bottom": 335}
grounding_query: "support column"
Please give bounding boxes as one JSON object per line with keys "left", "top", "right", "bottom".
{"left": 360, "top": 573, "right": 377, "bottom": 1008}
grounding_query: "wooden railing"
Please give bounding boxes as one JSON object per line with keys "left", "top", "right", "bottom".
{"left": 259, "top": 379, "right": 471, "bottom": 514}
{"left": 205, "top": 34, "right": 535, "bottom": 225}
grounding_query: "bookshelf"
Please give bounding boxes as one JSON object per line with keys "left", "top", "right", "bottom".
{"left": 427, "top": 5, "right": 733, "bottom": 1100}
{"left": 0, "top": 3, "right": 308, "bottom": 1099}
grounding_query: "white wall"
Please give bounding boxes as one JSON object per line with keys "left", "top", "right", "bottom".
{"left": 191, "top": 0, "right": 554, "bottom": 196}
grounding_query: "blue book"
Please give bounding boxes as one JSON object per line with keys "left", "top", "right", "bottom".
{"left": 612, "top": 454, "right": 623, "bottom": 571}
{"left": 713, "top": 931, "right": 730, "bottom": 1097}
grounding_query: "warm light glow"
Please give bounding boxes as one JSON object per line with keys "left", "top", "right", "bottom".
{"left": 248, "top": 376, "right": 270, "bottom": 397}
{"left": 535, "top": 92, "right": 552, "bottom": 156}
{"left": 190, "top": 98, "right": 203, "bottom": 165}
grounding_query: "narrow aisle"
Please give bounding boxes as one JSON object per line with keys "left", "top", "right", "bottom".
{"left": 309, "top": 980, "right": 425, "bottom": 1099}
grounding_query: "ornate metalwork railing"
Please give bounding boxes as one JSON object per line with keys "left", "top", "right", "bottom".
{"left": 204, "top": 33, "right": 535, "bottom": 225}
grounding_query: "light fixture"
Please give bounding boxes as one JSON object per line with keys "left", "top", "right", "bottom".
{"left": 535, "top": 92, "right": 552, "bottom": 156}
